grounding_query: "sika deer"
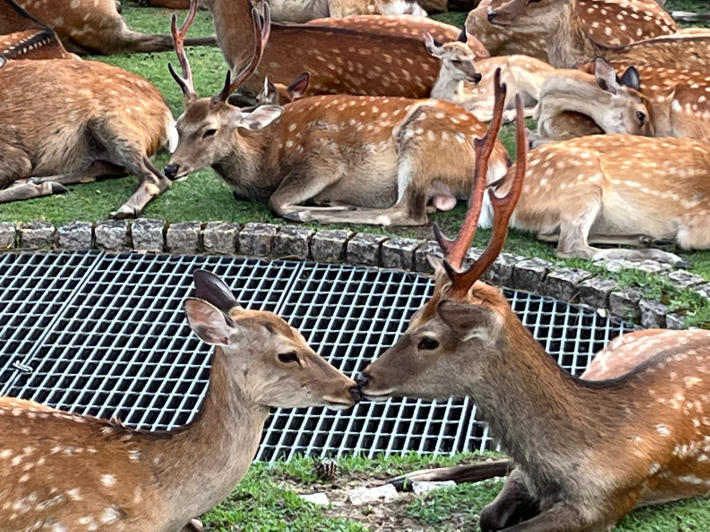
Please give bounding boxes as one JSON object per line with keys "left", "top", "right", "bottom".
{"left": 268, "top": 0, "right": 426, "bottom": 23}
{"left": 0, "top": 0, "right": 71, "bottom": 59}
{"left": 357, "top": 79, "right": 710, "bottom": 529}
{"left": 0, "top": 270, "right": 358, "bottom": 530}
{"left": 487, "top": 0, "right": 709, "bottom": 71}
{"left": 0, "top": 57, "right": 175, "bottom": 217}
{"left": 165, "top": 2, "right": 509, "bottom": 226}
{"left": 14, "top": 0, "right": 216, "bottom": 54}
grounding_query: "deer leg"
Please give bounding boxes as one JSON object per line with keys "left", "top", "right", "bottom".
{"left": 18, "top": 161, "right": 127, "bottom": 186}
{"left": 0, "top": 142, "right": 68, "bottom": 202}
{"left": 0, "top": 182, "right": 68, "bottom": 203}
{"left": 110, "top": 157, "right": 171, "bottom": 219}
{"left": 499, "top": 503, "right": 602, "bottom": 532}
{"left": 480, "top": 469, "right": 539, "bottom": 532}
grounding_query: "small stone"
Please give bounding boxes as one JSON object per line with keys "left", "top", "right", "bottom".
{"left": 609, "top": 288, "right": 643, "bottom": 322}
{"left": 346, "top": 233, "right": 388, "bottom": 266}
{"left": 238, "top": 223, "right": 279, "bottom": 257}
{"left": 543, "top": 268, "right": 591, "bottom": 302}
{"left": 272, "top": 225, "right": 314, "bottom": 259}
{"left": 411, "top": 481, "right": 457, "bottom": 496}
{"left": 639, "top": 299, "right": 670, "bottom": 329}
{"left": 347, "top": 484, "right": 398, "bottom": 506}
{"left": 300, "top": 492, "right": 329, "bottom": 506}
{"left": 381, "top": 237, "right": 422, "bottom": 270}
{"left": 0, "top": 222, "right": 17, "bottom": 249}
{"left": 666, "top": 313, "right": 687, "bottom": 330}
{"left": 95, "top": 220, "right": 129, "bottom": 251}
{"left": 57, "top": 221, "right": 93, "bottom": 251}
{"left": 666, "top": 270, "right": 704, "bottom": 289}
{"left": 512, "top": 257, "right": 551, "bottom": 293}
{"left": 202, "top": 222, "right": 239, "bottom": 255}
{"left": 694, "top": 284, "right": 710, "bottom": 299}
{"left": 578, "top": 277, "right": 618, "bottom": 309}
{"left": 311, "top": 229, "right": 353, "bottom": 263}
{"left": 414, "top": 240, "right": 443, "bottom": 273}
{"left": 603, "top": 259, "right": 670, "bottom": 275}
{"left": 482, "top": 252, "right": 515, "bottom": 287}
{"left": 131, "top": 219, "right": 165, "bottom": 253}
{"left": 21, "top": 222, "right": 56, "bottom": 250}
{"left": 166, "top": 222, "right": 202, "bottom": 253}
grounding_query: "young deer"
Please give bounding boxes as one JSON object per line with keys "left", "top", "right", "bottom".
{"left": 487, "top": 0, "right": 709, "bottom": 71}
{"left": 357, "top": 79, "right": 710, "bottom": 529}
{"left": 0, "top": 270, "right": 358, "bottom": 530}
{"left": 424, "top": 29, "right": 554, "bottom": 122}
{"left": 0, "top": 57, "right": 175, "bottom": 217}
{"left": 165, "top": 2, "right": 509, "bottom": 226}
{"left": 0, "top": 0, "right": 72, "bottom": 59}
{"left": 14, "top": 0, "right": 216, "bottom": 54}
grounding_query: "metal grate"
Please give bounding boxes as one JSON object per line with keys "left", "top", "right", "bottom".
{"left": 0, "top": 252, "right": 632, "bottom": 462}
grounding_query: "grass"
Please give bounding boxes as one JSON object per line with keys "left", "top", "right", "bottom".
{"left": 200, "top": 453, "right": 710, "bottom": 531}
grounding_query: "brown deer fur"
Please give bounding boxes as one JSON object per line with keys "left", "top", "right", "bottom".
{"left": 0, "top": 58, "right": 175, "bottom": 217}
{"left": 268, "top": 0, "right": 427, "bottom": 23}
{"left": 0, "top": 270, "right": 357, "bottom": 530}
{"left": 0, "top": 0, "right": 71, "bottom": 59}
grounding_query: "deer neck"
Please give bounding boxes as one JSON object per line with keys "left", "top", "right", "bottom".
{"left": 537, "top": 76, "right": 614, "bottom": 131}
{"left": 545, "top": 2, "right": 595, "bottom": 67}
{"left": 431, "top": 65, "right": 464, "bottom": 101}
{"left": 144, "top": 350, "right": 269, "bottom": 525}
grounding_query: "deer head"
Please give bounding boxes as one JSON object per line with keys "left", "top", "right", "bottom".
{"left": 186, "top": 270, "right": 359, "bottom": 409}
{"left": 357, "top": 70, "right": 527, "bottom": 400}
{"left": 486, "top": 0, "right": 567, "bottom": 34}
{"left": 423, "top": 29, "right": 482, "bottom": 84}
{"left": 256, "top": 72, "right": 311, "bottom": 105}
{"left": 163, "top": 0, "right": 282, "bottom": 180}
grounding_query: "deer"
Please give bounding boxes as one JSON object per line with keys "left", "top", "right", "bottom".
{"left": 0, "top": 0, "right": 72, "bottom": 59}
{"left": 356, "top": 76, "right": 710, "bottom": 530}
{"left": 487, "top": 0, "right": 710, "bottom": 71}
{"left": 267, "top": 0, "right": 426, "bottom": 24}
{"left": 0, "top": 270, "right": 359, "bottom": 530}
{"left": 0, "top": 56, "right": 177, "bottom": 217}
{"left": 165, "top": 1, "right": 510, "bottom": 226}
{"left": 205, "top": 0, "right": 486, "bottom": 99}
{"left": 13, "top": 0, "right": 216, "bottom": 54}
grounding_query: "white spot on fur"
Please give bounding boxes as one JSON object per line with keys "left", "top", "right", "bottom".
{"left": 100, "top": 474, "right": 116, "bottom": 487}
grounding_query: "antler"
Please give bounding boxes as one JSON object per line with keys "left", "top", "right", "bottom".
{"left": 168, "top": 0, "right": 198, "bottom": 99}
{"left": 436, "top": 68, "right": 528, "bottom": 299}
{"left": 213, "top": 4, "right": 271, "bottom": 103}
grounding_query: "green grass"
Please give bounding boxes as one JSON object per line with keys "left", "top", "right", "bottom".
{"left": 200, "top": 453, "right": 710, "bottom": 531}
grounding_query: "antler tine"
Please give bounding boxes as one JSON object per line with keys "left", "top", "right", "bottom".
{"left": 214, "top": 5, "right": 270, "bottom": 102}
{"left": 433, "top": 68, "right": 507, "bottom": 269}
{"left": 447, "top": 93, "right": 528, "bottom": 299}
{"left": 168, "top": 0, "right": 198, "bottom": 98}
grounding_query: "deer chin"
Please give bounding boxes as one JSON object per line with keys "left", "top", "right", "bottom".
{"left": 360, "top": 388, "right": 395, "bottom": 402}
{"left": 322, "top": 396, "right": 356, "bottom": 410}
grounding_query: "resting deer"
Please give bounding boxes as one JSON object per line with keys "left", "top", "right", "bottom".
{"left": 424, "top": 29, "right": 554, "bottom": 122}
{"left": 0, "top": 270, "right": 358, "bottom": 530}
{"left": 357, "top": 78, "right": 710, "bottom": 530}
{"left": 14, "top": 0, "right": 216, "bottom": 54}
{"left": 0, "top": 56, "right": 175, "bottom": 217}
{"left": 487, "top": 0, "right": 710, "bottom": 71}
{"left": 267, "top": 0, "right": 426, "bottom": 24}
{"left": 165, "top": 2, "right": 509, "bottom": 226}
{"left": 0, "top": 0, "right": 71, "bottom": 59}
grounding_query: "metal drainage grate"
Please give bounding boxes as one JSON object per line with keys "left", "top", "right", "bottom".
{"left": 0, "top": 252, "right": 633, "bottom": 462}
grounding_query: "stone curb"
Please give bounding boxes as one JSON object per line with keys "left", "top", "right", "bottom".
{"left": 2, "top": 220, "right": 707, "bottom": 329}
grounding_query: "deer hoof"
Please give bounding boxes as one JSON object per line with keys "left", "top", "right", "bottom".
{"left": 282, "top": 211, "right": 310, "bottom": 223}
{"left": 183, "top": 519, "right": 204, "bottom": 532}
{"left": 50, "top": 182, "right": 68, "bottom": 194}
{"left": 110, "top": 206, "right": 138, "bottom": 220}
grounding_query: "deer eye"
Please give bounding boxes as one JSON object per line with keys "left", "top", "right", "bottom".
{"left": 278, "top": 352, "right": 300, "bottom": 364}
{"left": 635, "top": 111, "right": 645, "bottom": 124}
{"left": 202, "top": 129, "right": 217, "bottom": 139}
{"left": 417, "top": 337, "right": 440, "bottom": 351}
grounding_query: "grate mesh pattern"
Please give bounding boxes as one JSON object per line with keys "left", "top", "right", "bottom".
{"left": 0, "top": 252, "right": 632, "bottom": 462}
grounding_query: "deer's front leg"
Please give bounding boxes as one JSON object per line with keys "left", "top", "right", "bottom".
{"left": 110, "top": 156, "right": 171, "bottom": 219}
{"left": 480, "top": 469, "right": 539, "bottom": 531}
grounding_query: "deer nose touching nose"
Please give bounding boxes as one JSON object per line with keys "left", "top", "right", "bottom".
{"left": 355, "top": 373, "right": 370, "bottom": 389}
{"left": 164, "top": 163, "right": 180, "bottom": 180}
{"left": 349, "top": 385, "right": 363, "bottom": 403}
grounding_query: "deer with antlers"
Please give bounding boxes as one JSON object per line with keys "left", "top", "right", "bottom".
{"left": 0, "top": 270, "right": 358, "bottom": 530}
{"left": 487, "top": 0, "right": 710, "bottom": 71}
{"left": 13, "top": 0, "right": 215, "bottom": 54}
{"left": 357, "top": 75, "right": 710, "bottom": 530}
{"left": 165, "top": 1, "right": 508, "bottom": 226}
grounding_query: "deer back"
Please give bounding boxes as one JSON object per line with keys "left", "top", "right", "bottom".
{"left": 0, "top": 0, "right": 70, "bottom": 58}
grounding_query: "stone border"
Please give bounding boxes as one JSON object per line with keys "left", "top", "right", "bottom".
{"left": 1, "top": 220, "right": 707, "bottom": 329}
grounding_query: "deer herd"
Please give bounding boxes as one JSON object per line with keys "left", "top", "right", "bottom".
{"left": 2, "top": 0, "right": 710, "bottom": 529}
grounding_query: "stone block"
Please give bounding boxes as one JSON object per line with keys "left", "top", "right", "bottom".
{"left": 131, "top": 219, "right": 165, "bottom": 253}
{"left": 381, "top": 237, "right": 422, "bottom": 270}
{"left": 21, "top": 222, "right": 56, "bottom": 250}
{"left": 578, "top": 277, "right": 618, "bottom": 309}
{"left": 166, "top": 222, "right": 202, "bottom": 254}
{"left": 609, "top": 287, "right": 643, "bottom": 322}
{"left": 202, "top": 222, "right": 239, "bottom": 255}
{"left": 311, "top": 229, "right": 353, "bottom": 263}
{"left": 95, "top": 220, "right": 130, "bottom": 251}
{"left": 57, "top": 221, "right": 93, "bottom": 251}
{"left": 238, "top": 223, "right": 279, "bottom": 257}
{"left": 543, "top": 268, "right": 591, "bottom": 302}
{"left": 345, "top": 233, "right": 387, "bottom": 266}
{"left": 272, "top": 225, "right": 314, "bottom": 259}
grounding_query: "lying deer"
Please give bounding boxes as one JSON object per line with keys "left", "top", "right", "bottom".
{"left": 0, "top": 57, "right": 175, "bottom": 217}
{"left": 488, "top": 0, "right": 710, "bottom": 71}
{"left": 0, "top": 0, "right": 71, "bottom": 59}
{"left": 268, "top": 0, "right": 426, "bottom": 23}
{"left": 165, "top": 2, "right": 509, "bottom": 226}
{"left": 424, "top": 29, "right": 554, "bottom": 121}
{"left": 357, "top": 77, "right": 710, "bottom": 529}
{"left": 14, "top": 0, "right": 216, "bottom": 54}
{"left": 0, "top": 270, "right": 358, "bottom": 530}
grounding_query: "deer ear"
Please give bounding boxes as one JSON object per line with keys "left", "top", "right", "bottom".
{"left": 193, "top": 270, "right": 241, "bottom": 314}
{"left": 287, "top": 72, "right": 310, "bottom": 100}
{"left": 619, "top": 66, "right": 640, "bottom": 91}
{"left": 593, "top": 57, "right": 618, "bottom": 95}
{"left": 423, "top": 32, "right": 443, "bottom": 57}
{"left": 437, "top": 300, "right": 503, "bottom": 343}
{"left": 184, "top": 298, "right": 236, "bottom": 346}
{"left": 233, "top": 104, "right": 284, "bottom": 131}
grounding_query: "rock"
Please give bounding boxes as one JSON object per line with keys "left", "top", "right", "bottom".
{"left": 166, "top": 222, "right": 202, "bottom": 253}
{"left": 603, "top": 259, "right": 670, "bottom": 274}
{"left": 57, "top": 221, "right": 93, "bottom": 251}
{"left": 131, "top": 219, "right": 165, "bottom": 253}
{"left": 666, "top": 313, "right": 687, "bottom": 330}
{"left": 609, "top": 288, "right": 643, "bottom": 322}
{"left": 21, "top": 222, "right": 56, "bottom": 250}
{"left": 95, "top": 220, "right": 129, "bottom": 251}
{"left": 311, "top": 229, "right": 353, "bottom": 263}
{"left": 666, "top": 270, "right": 704, "bottom": 289}
{"left": 300, "top": 492, "right": 329, "bottom": 506}
{"left": 238, "top": 223, "right": 279, "bottom": 257}
{"left": 543, "top": 268, "right": 591, "bottom": 302}
{"left": 381, "top": 237, "right": 422, "bottom": 270}
{"left": 482, "top": 252, "right": 515, "bottom": 287}
{"left": 0, "top": 222, "right": 17, "bottom": 249}
{"left": 346, "top": 233, "right": 387, "bottom": 266}
{"left": 272, "top": 225, "right": 313, "bottom": 259}
{"left": 512, "top": 257, "right": 551, "bottom": 293}
{"left": 347, "top": 484, "right": 398, "bottom": 506}
{"left": 694, "top": 283, "right": 710, "bottom": 300}
{"left": 578, "top": 277, "right": 618, "bottom": 309}
{"left": 640, "top": 299, "right": 670, "bottom": 329}
{"left": 411, "top": 481, "right": 457, "bottom": 495}
{"left": 414, "top": 240, "right": 443, "bottom": 273}
{"left": 202, "top": 222, "right": 239, "bottom": 255}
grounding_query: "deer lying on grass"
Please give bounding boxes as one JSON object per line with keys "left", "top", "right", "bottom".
{"left": 0, "top": 56, "right": 175, "bottom": 217}
{"left": 165, "top": 2, "right": 509, "bottom": 226}
{"left": 14, "top": 0, "right": 216, "bottom": 54}
{"left": 424, "top": 30, "right": 554, "bottom": 121}
{"left": 268, "top": 0, "right": 426, "bottom": 24}
{"left": 488, "top": 0, "right": 710, "bottom": 71}
{"left": 357, "top": 80, "right": 710, "bottom": 529}
{"left": 0, "top": 0, "right": 71, "bottom": 59}
{"left": 0, "top": 270, "right": 358, "bottom": 530}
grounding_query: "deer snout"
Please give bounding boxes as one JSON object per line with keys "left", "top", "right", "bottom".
{"left": 164, "top": 163, "right": 180, "bottom": 180}
{"left": 355, "top": 372, "right": 369, "bottom": 388}
{"left": 487, "top": 8, "right": 497, "bottom": 23}
{"left": 472, "top": 72, "right": 483, "bottom": 83}
{"left": 349, "top": 385, "right": 363, "bottom": 403}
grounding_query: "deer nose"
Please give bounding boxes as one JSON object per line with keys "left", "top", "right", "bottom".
{"left": 487, "top": 9, "right": 497, "bottom": 23}
{"left": 355, "top": 373, "right": 369, "bottom": 388}
{"left": 473, "top": 72, "right": 483, "bottom": 83}
{"left": 164, "top": 163, "right": 180, "bottom": 180}
{"left": 349, "top": 385, "right": 362, "bottom": 403}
